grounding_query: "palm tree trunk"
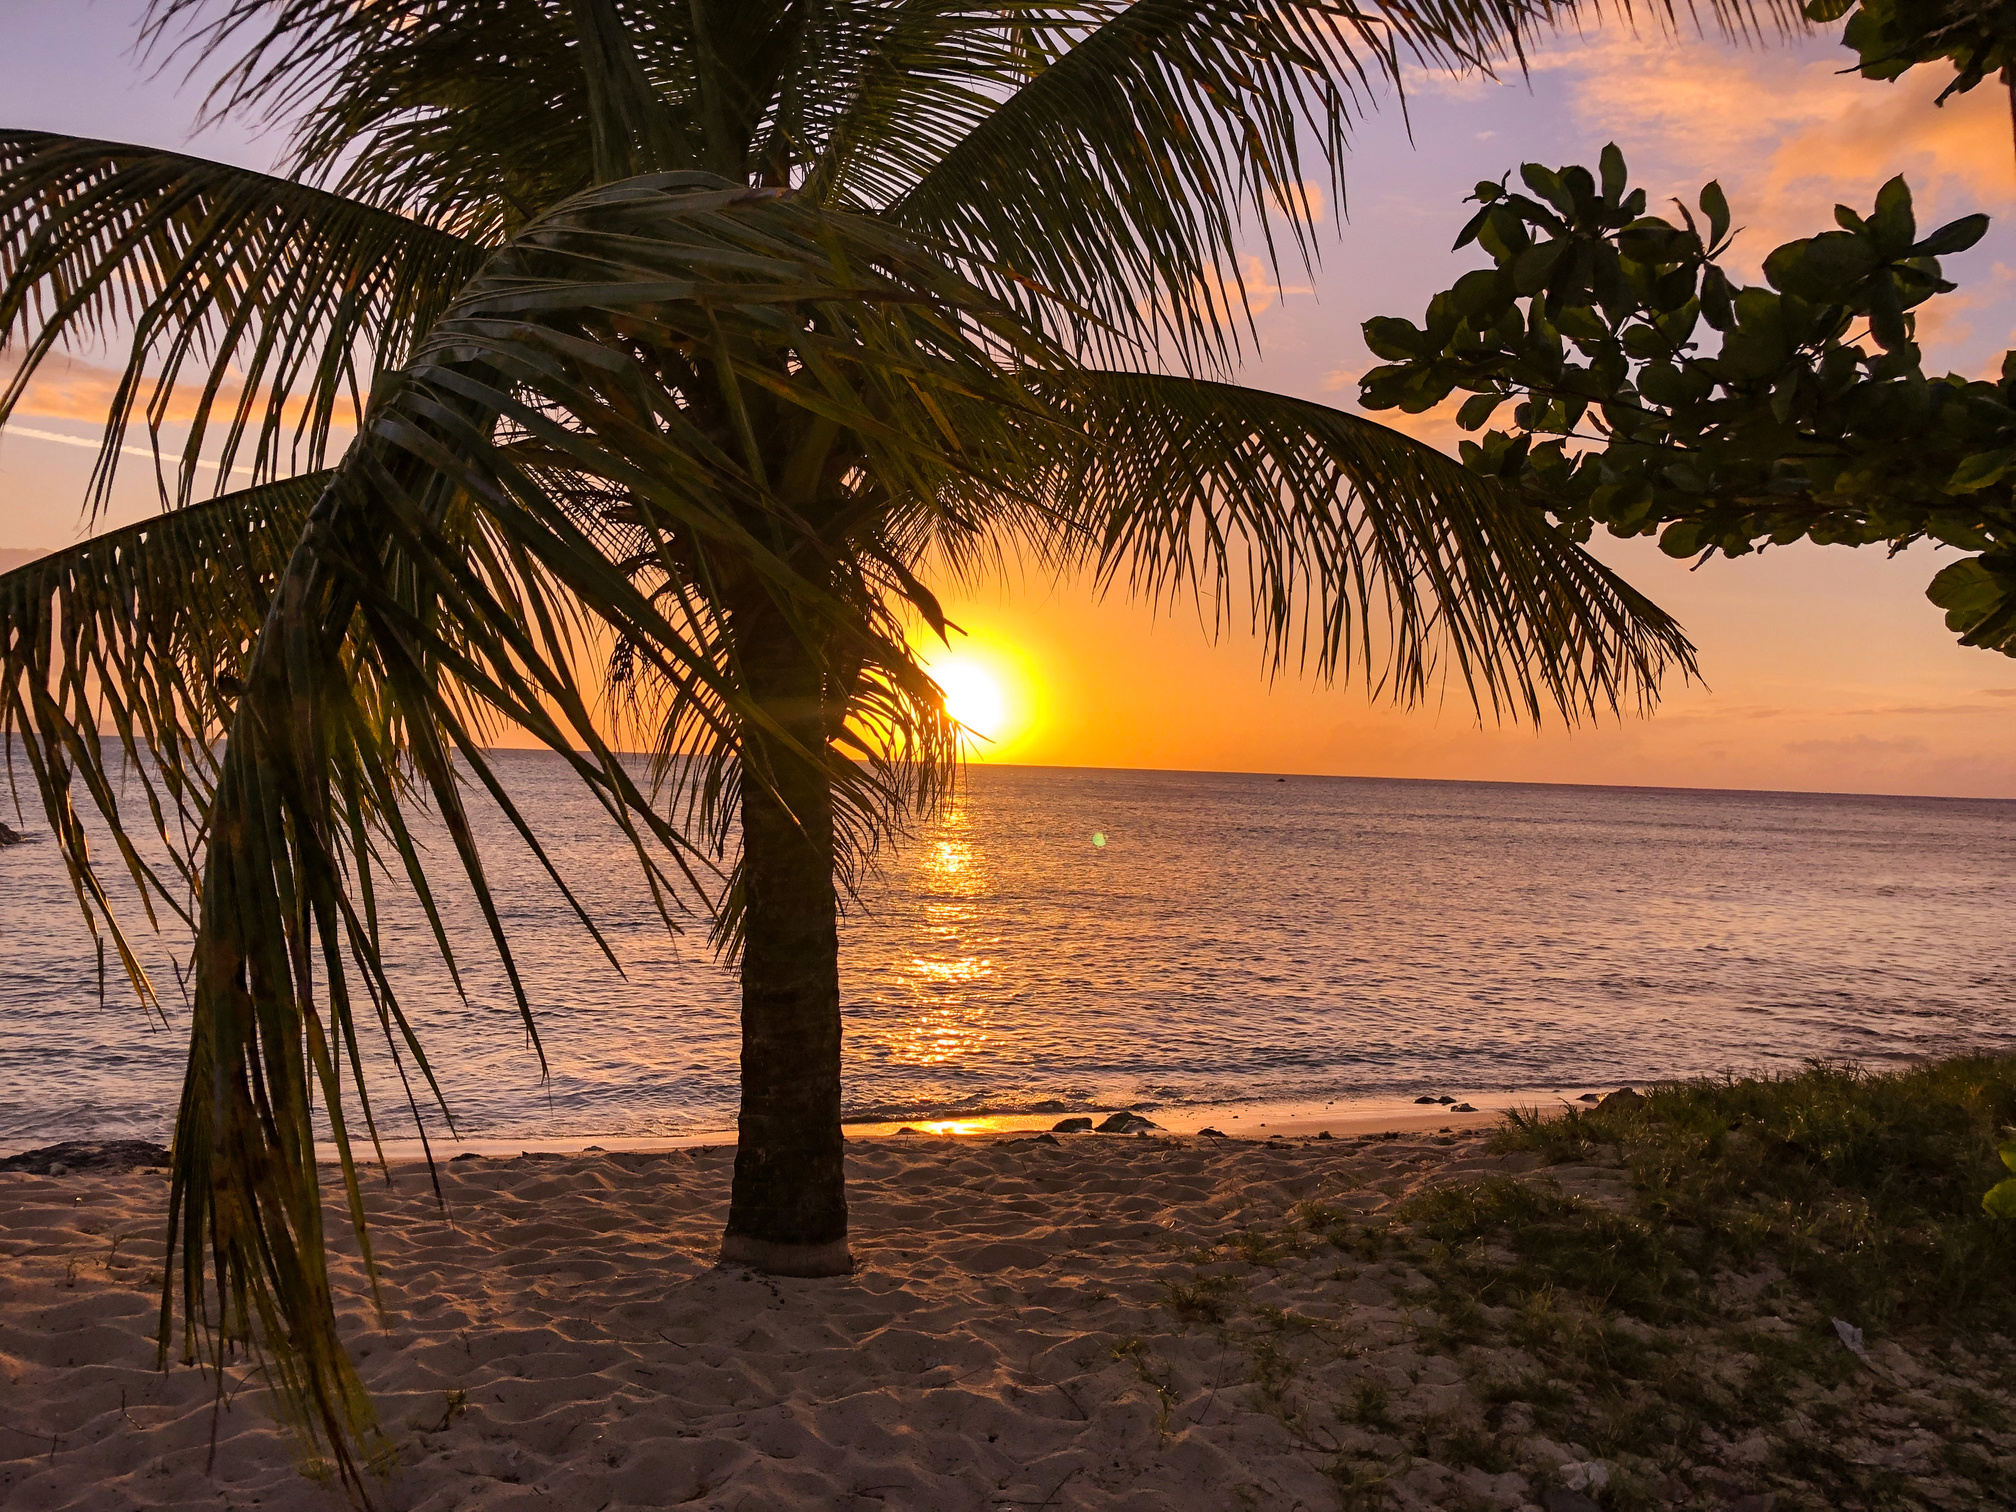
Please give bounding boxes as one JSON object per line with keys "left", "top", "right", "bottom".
{"left": 718, "top": 608, "right": 852, "bottom": 1276}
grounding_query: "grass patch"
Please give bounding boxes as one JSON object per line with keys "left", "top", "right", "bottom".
{"left": 1374, "top": 1056, "right": 2016, "bottom": 1507}
{"left": 1108, "top": 1335, "right": 1180, "bottom": 1439}
{"left": 1402, "top": 1179, "right": 1691, "bottom": 1326}
{"left": 1228, "top": 1227, "right": 1301, "bottom": 1267}
{"left": 1492, "top": 1055, "right": 2016, "bottom": 1334}
{"left": 1161, "top": 1273, "right": 1241, "bottom": 1325}
{"left": 1147, "top": 1059, "right": 2016, "bottom": 1509}
{"left": 1248, "top": 1335, "right": 1296, "bottom": 1413}
{"left": 1345, "top": 1379, "right": 1392, "bottom": 1428}
{"left": 1327, "top": 1454, "right": 1388, "bottom": 1511}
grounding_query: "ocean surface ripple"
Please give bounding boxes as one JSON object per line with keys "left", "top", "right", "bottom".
{"left": 4, "top": 758, "right": 2013, "bottom": 1145}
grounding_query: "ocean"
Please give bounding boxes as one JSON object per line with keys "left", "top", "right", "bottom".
{"left": 3, "top": 758, "right": 2013, "bottom": 1148}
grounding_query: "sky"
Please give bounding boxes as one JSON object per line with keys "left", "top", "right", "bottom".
{"left": 4, "top": 3, "right": 2016, "bottom": 797}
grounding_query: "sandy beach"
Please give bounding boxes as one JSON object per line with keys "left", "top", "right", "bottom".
{"left": 2, "top": 1129, "right": 2009, "bottom": 1511}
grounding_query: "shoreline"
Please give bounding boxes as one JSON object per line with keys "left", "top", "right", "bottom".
{"left": 0, "top": 1086, "right": 1630, "bottom": 1164}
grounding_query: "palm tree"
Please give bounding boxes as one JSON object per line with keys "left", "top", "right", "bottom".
{"left": 0, "top": 0, "right": 1705, "bottom": 1491}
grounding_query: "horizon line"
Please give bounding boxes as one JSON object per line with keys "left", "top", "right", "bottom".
{"left": 467, "top": 748, "right": 2016, "bottom": 807}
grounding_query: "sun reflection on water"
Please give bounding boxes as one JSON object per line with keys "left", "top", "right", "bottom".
{"left": 892, "top": 802, "right": 996, "bottom": 1066}
{"left": 910, "top": 953, "right": 992, "bottom": 985}
{"left": 900, "top": 1003, "right": 991, "bottom": 1063}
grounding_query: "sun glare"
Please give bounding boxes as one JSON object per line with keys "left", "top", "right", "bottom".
{"left": 910, "top": 629, "right": 1041, "bottom": 755}
{"left": 931, "top": 657, "right": 1009, "bottom": 739}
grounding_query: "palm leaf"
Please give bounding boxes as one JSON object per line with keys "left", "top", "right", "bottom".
{"left": 145, "top": 0, "right": 684, "bottom": 233}
{"left": 1026, "top": 372, "right": 1696, "bottom": 721}
{"left": 0, "top": 473, "right": 324, "bottom": 1002}
{"left": 879, "top": 0, "right": 1389, "bottom": 365}
{"left": 0, "top": 131, "right": 484, "bottom": 510}
{"left": 869, "top": 0, "right": 1808, "bottom": 361}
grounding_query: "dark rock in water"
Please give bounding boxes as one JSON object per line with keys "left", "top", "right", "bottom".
{"left": 1197, "top": 1127, "right": 1227, "bottom": 1138}
{"left": 450, "top": 1152, "right": 482, "bottom": 1162}
{"left": 1095, "top": 1111, "right": 1158, "bottom": 1133}
{"left": 1577, "top": 1093, "right": 1602, "bottom": 1103}
{"left": 1599, "top": 1087, "right": 1646, "bottom": 1110}
{"left": 1002, "top": 1132, "right": 1061, "bottom": 1147}
{"left": 1452, "top": 1103, "right": 1478, "bottom": 1113}
{"left": 1316, "top": 1130, "right": 1333, "bottom": 1139}
{"left": 1030, "top": 1100, "right": 1071, "bottom": 1114}
{"left": 1435, "top": 1095, "right": 1456, "bottom": 1105}
{"left": 1414, "top": 1095, "right": 1437, "bottom": 1104}
{"left": 1052, "top": 1116, "right": 1094, "bottom": 1133}
{"left": 895, "top": 1126, "right": 921, "bottom": 1135}
{"left": 0, "top": 1140, "right": 170, "bottom": 1174}
{"left": 0, "top": 820, "right": 24, "bottom": 846}
{"left": 582, "top": 1145, "right": 606, "bottom": 1152}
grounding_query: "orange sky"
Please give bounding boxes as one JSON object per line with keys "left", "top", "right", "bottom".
{"left": 3, "top": 18, "right": 2015, "bottom": 797}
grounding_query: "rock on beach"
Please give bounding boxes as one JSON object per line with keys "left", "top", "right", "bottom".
{"left": 0, "top": 1141, "right": 169, "bottom": 1176}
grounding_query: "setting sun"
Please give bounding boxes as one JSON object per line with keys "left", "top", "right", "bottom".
{"left": 931, "top": 657, "right": 1006, "bottom": 737}
{"left": 912, "top": 635, "right": 1043, "bottom": 756}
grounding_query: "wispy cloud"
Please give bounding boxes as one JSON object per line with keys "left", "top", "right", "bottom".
{"left": 1544, "top": 34, "right": 2011, "bottom": 295}
{"left": 6, "top": 351, "right": 351, "bottom": 433}
{"left": 2, "top": 422, "right": 256, "bottom": 478}
{"left": 2, "top": 352, "right": 352, "bottom": 485}
{"left": 1785, "top": 733, "right": 1929, "bottom": 756}
{"left": 1153, "top": 254, "right": 1316, "bottom": 328}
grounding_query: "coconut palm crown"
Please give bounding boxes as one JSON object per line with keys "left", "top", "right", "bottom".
{"left": 0, "top": 0, "right": 1713, "bottom": 1494}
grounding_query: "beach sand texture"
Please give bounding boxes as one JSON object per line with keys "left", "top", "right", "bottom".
{"left": 0, "top": 1133, "right": 1993, "bottom": 1511}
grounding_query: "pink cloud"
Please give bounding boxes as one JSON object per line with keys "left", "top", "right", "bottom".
{"left": 6, "top": 351, "right": 350, "bottom": 434}
{"left": 1546, "top": 33, "right": 2012, "bottom": 291}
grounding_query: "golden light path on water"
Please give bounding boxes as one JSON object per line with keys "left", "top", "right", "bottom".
{"left": 899, "top": 799, "right": 994, "bottom": 1069}
{"left": 888, "top": 641, "right": 1033, "bottom": 1073}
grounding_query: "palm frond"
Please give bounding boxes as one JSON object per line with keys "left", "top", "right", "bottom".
{"left": 864, "top": 0, "right": 1809, "bottom": 362}
{"left": 579, "top": 0, "right": 696, "bottom": 179}
{"left": 0, "top": 473, "right": 324, "bottom": 1002}
{"left": 0, "top": 131, "right": 484, "bottom": 510}
{"left": 879, "top": 0, "right": 1518, "bottom": 365}
{"left": 1027, "top": 372, "right": 1696, "bottom": 721}
{"left": 804, "top": 1, "right": 1150, "bottom": 219}
{"left": 602, "top": 504, "right": 969, "bottom": 958}
{"left": 145, "top": 0, "right": 681, "bottom": 233}
{"left": 144, "top": 171, "right": 1070, "bottom": 1496}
